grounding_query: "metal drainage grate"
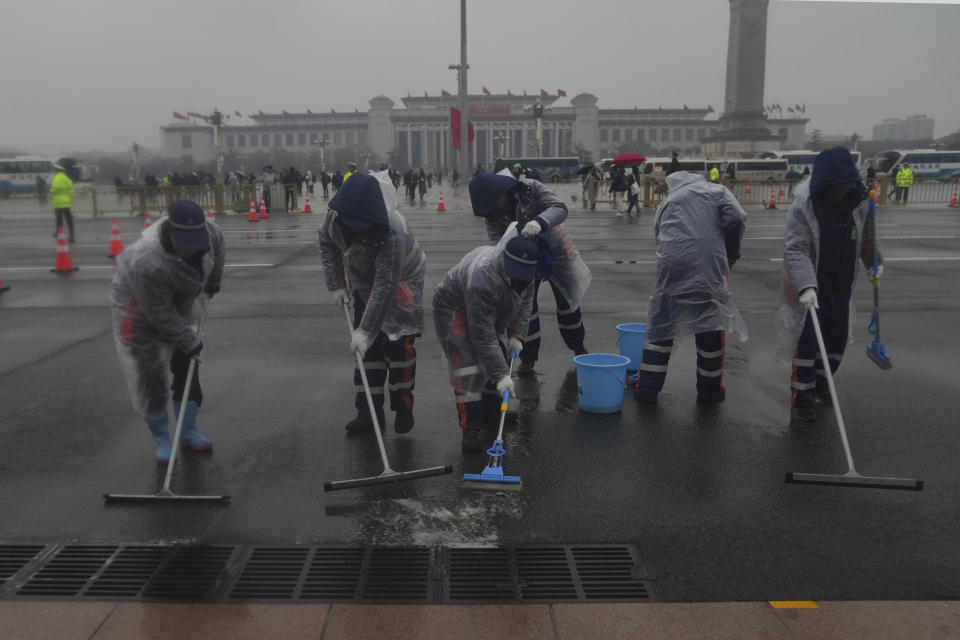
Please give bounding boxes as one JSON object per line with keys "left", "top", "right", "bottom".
{"left": 2, "top": 543, "right": 654, "bottom": 603}
{"left": 444, "top": 545, "right": 654, "bottom": 603}
{"left": 0, "top": 546, "right": 45, "bottom": 588}
{"left": 17, "top": 545, "right": 118, "bottom": 597}
{"left": 142, "top": 546, "right": 236, "bottom": 600}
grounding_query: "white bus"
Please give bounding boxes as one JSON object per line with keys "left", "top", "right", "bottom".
{"left": 870, "top": 149, "right": 960, "bottom": 180}
{"left": 636, "top": 158, "right": 721, "bottom": 180}
{"left": 720, "top": 158, "right": 789, "bottom": 183}
{"left": 0, "top": 156, "right": 56, "bottom": 193}
{"left": 776, "top": 150, "right": 861, "bottom": 179}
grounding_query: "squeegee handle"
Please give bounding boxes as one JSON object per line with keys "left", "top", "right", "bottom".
{"left": 344, "top": 303, "right": 393, "bottom": 474}
{"left": 810, "top": 307, "right": 857, "bottom": 474}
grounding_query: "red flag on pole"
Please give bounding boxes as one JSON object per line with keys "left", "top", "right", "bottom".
{"left": 355, "top": 108, "right": 360, "bottom": 114}
{"left": 425, "top": 91, "right": 429, "bottom": 99}
{"left": 658, "top": 105, "right": 663, "bottom": 112}
{"left": 282, "top": 109, "right": 290, "bottom": 115}
{"left": 540, "top": 89, "right": 548, "bottom": 97}
{"left": 331, "top": 108, "right": 336, "bottom": 114}
{"left": 259, "top": 110, "right": 265, "bottom": 116}
{"left": 441, "top": 89, "right": 451, "bottom": 97}
{"left": 787, "top": 107, "right": 795, "bottom": 113}
{"left": 634, "top": 106, "right": 638, "bottom": 115}
{"left": 482, "top": 86, "right": 490, "bottom": 96}
{"left": 173, "top": 111, "right": 189, "bottom": 121}
{"left": 683, "top": 104, "right": 690, "bottom": 111}
{"left": 707, "top": 105, "right": 715, "bottom": 112}
{"left": 523, "top": 90, "right": 528, "bottom": 98}
{"left": 234, "top": 110, "right": 242, "bottom": 117}
{"left": 307, "top": 109, "right": 313, "bottom": 114}
{"left": 507, "top": 90, "right": 513, "bottom": 101}
{"left": 557, "top": 89, "right": 567, "bottom": 97}
{"left": 795, "top": 104, "right": 802, "bottom": 112}
{"left": 187, "top": 111, "right": 204, "bottom": 119}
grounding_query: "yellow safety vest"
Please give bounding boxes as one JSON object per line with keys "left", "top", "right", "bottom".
{"left": 50, "top": 171, "right": 74, "bottom": 209}
{"left": 896, "top": 168, "right": 913, "bottom": 187}
{"left": 710, "top": 167, "right": 720, "bottom": 182}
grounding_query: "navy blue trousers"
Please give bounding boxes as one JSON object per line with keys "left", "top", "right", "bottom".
{"left": 520, "top": 279, "right": 585, "bottom": 363}
{"left": 635, "top": 330, "right": 725, "bottom": 398}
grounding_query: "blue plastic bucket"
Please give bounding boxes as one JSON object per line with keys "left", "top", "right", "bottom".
{"left": 573, "top": 353, "right": 631, "bottom": 414}
{"left": 616, "top": 323, "right": 647, "bottom": 370}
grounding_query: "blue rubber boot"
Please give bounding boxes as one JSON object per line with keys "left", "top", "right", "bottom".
{"left": 174, "top": 401, "right": 212, "bottom": 451}
{"left": 145, "top": 411, "right": 172, "bottom": 463}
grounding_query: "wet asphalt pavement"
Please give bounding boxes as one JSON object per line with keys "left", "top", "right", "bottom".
{"left": 1, "top": 185, "right": 958, "bottom": 602}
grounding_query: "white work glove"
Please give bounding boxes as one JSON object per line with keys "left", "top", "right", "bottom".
{"left": 350, "top": 329, "right": 371, "bottom": 356}
{"left": 521, "top": 220, "right": 543, "bottom": 238}
{"left": 798, "top": 287, "right": 819, "bottom": 310}
{"left": 333, "top": 288, "right": 350, "bottom": 307}
{"left": 508, "top": 337, "right": 524, "bottom": 357}
{"left": 496, "top": 374, "right": 515, "bottom": 397}
{"left": 870, "top": 264, "right": 884, "bottom": 280}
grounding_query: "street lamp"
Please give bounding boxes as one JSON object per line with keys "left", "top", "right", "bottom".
{"left": 359, "top": 152, "right": 370, "bottom": 172}
{"left": 313, "top": 138, "right": 327, "bottom": 172}
{"left": 493, "top": 132, "right": 508, "bottom": 159}
{"left": 206, "top": 108, "right": 229, "bottom": 181}
{"left": 523, "top": 99, "right": 551, "bottom": 159}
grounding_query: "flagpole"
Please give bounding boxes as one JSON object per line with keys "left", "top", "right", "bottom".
{"left": 459, "top": 0, "right": 469, "bottom": 177}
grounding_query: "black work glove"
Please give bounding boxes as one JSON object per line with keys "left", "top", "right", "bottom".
{"left": 204, "top": 282, "right": 221, "bottom": 299}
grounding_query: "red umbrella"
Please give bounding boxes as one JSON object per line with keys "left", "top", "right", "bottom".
{"left": 611, "top": 152, "right": 646, "bottom": 166}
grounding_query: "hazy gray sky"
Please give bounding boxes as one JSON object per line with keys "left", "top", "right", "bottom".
{"left": 2, "top": 0, "right": 958, "bottom": 156}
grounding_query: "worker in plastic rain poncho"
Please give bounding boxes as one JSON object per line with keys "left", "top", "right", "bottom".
{"left": 469, "top": 172, "right": 592, "bottom": 377}
{"left": 634, "top": 171, "right": 748, "bottom": 405}
{"left": 319, "top": 171, "right": 426, "bottom": 435}
{"left": 111, "top": 200, "right": 225, "bottom": 463}
{"left": 433, "top": 229, "right": 540, "bottom": 452}
{"left": 776, "top": 146, "right": 883, "bottom": 423}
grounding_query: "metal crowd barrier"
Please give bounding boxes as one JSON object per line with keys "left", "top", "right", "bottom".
{"left": 0, "top": 184, "right": 318, "bottom": 218}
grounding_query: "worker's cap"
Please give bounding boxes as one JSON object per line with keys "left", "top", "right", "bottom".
{"left": 512, "top": 163, "right": 522, "bottom": 169}
{"left": 503, "top": 236, "right": 541, "bottom": 282}
{"left": 167, "top": 200, "right": 210, "bottom": 250}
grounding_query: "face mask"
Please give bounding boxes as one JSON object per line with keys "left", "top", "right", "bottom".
{"left": 510, "top": 278, "right": 530, "bottom": 295}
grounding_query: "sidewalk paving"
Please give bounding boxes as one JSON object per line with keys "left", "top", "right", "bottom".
{"left": 2, "top": 600, "right": 958, "bottom": 639}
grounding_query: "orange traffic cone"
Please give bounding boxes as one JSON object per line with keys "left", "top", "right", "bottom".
{"left": 51, "top": 226, "right": 79, "bottom": 273}
{"left": 144, "top": 212, "right": 152, "bottom": 228}
{"left": 208, "top": 204, "right": 216, "bottom": 222}
{"left": 745, "top": 182, "right": 752, "bottom": 195}
{"left": 304, "top": 194, "right": 313, "bottom": 214}
{"left": 766, "top": 188, "right": 777, "bottom": 210}
{"left": 778, "top": 185, "right": 785, "bottom": 197}
{"left": 259, "top": 197, "right": 269, "bottom": 219}
{"left": 248, "top": 198, "right": 259, "bottom": 222}
{"left": 436, "top": 192, "right": 446, "bottom": 212}
{"left": 948, "top": 184, "right": 958, "bottom": 208}
{"left": 107, "top": 218, "right": 124, "bottom": 258}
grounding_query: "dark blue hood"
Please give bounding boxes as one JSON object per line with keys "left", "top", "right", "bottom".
{"left": 468, "top": 173, "right": 526, "bottom": 217}
{"left": 810, "top": 146, "right": 863, "bottom": 198}
{"left": 329, "top": 173, "right": 388, "bottom": 229}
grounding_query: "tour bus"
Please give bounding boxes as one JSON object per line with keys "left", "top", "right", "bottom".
{"left": 493, "top": 156, "right": 580, "bottom": 182}
{"left": 0, "top": 156, "right": 56, "bottom": 193}
{"left": 637, "top": 157, "right": 716, "bottom": 179}
{"left": 869, "top": 149, "right": 960, "bottom": 180}
{"left": 720, "top": 158, "right": 789, "bottom": 183}
{"left": 776, "top": 150, "right": 861, "bottom": 179}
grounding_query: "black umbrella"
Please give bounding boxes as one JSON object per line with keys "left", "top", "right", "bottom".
{"left": 576, "top": 162, "right": 596, "bottom": 176}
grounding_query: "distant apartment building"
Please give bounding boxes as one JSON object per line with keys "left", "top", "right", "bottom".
{"left": 872, "top": 115, "right": 935, "bottom": 142}
{"left": 161, "top": 93, "right": 807, "bottom": 169}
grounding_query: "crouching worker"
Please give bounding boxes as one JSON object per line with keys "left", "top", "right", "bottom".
{"left": 433, "top": 229, "right": 539, "bottom": 452}
{"left": 111, "top": 200, "right": 225, "bottom": 463}
{"left": 469, "top": 172, "right": 591, "bottom": 377}
{"left": 319, "top": 171, "right": 426, "bottom": 434}
{"left": 776, "top": 146, "right": 882, "bottom": 423}
{"left": 634, "top": 171, "right": 748, "bottom": 404}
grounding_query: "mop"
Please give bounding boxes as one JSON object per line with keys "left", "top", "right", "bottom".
{"left": 324, "top": 304, "right": 452, "bottom": 491}
{"left": 463, "top": 350, "right": 522, "bottom": 491}
{"left": 785, "top": 306, "right": 922, "bottom": 491}
{"left": 105, "top": 315, "right": 231, "bottom": 503}
{"left": 865, "top": 194, "right": 893, "bottom": 370}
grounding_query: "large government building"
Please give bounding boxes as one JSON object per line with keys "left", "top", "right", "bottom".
{"left": 161, "top": 92, "right": 807, "bottom": 169}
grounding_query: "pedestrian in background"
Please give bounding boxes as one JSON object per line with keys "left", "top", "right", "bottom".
{"left": 320, "top": 170, "right": 331, "bottom": 198}
{"left": 634, "top": 170, "right": 747, "bottom": 405}
{"left": 332, "top": 170, "right": 344, "bottom": 192}
{"left": 896, "top": 163, "right": 913, "bottom": 204}
{"left": 111, "top": 200, "right": 225, "bottom": 463}
{"left": 609, "top": 165, "right": 628, "bottom": 216}
{"left": 50, "top": 164, "right": 75, "bottom": 242}
{"left": 668, "top": 151, "right": 680, "bottom": 176}
{"left": 776, "top": 146, "right": 882, "bottom": 423}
